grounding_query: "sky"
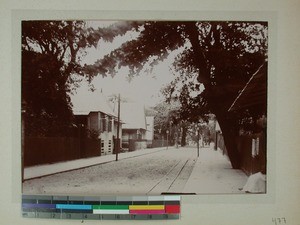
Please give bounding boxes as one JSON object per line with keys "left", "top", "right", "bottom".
{"left": 71, "top": 21, "right": 178, "bottom": 110}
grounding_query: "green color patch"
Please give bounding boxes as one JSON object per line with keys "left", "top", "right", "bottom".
{"left": 92, "top": 205, "right": 129, "bottom": 210}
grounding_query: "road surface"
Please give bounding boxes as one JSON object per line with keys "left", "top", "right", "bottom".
{"left": 23, "top": 147, "right": 198, "bottom": 195}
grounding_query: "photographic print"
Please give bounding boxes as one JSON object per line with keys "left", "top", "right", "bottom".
{"left": 21, "top": 20, "right": 268, "bottom": 196}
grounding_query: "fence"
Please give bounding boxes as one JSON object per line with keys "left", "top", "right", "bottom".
{"left": 121, "top": 139, "right": 173, "bottom": 151}
{"left": 24, "top": 137, "right": 101, "bottom": 167}
{"left": 122, "top": 139, "right": 147, "bottom": 151}
{"left": 151, "top": 139, "right": 173, "bottom": 148}
{"left": 128, "top": 139, "right": 147, "bottom": 151}
{"left": 215, "top": 132, "right": 266, "bottom": 175}
{"left": 236, "top": 132, "right": 266, "bottom": 175}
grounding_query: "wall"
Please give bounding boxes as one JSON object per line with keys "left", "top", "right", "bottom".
{"left": 145, "top": 116, "right": 154, "bottom": 141}
{"left": 100, "top": 131, "right": 113, "bottom": 155}
{"left": 24, "top": 137, "right": 101, "bottom": 167}
{"left": 128, "top": 139, "right": 147, "bottom": 151}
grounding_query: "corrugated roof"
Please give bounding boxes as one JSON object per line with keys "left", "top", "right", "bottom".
{"left": 121, "top": 103, "right": 147, "bottom": 130}
{"left": 72, "top": 91, "right": 117, "bottom": 117}
{"left": 228, "top": 63, "right": 267, "bottom": 112}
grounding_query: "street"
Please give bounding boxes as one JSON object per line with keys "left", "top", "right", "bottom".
{"left": 23, "top": 147, "right": 247, "bottom": 195}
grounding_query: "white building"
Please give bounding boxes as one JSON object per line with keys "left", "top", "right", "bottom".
{"left": 73, "top": 92, "right": 122, "bottom": 155}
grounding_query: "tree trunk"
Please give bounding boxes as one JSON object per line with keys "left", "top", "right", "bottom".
{"left": 185, "top": 22, "right": 241, "bottom": 169}
{"left": 214, "top": 111, "right": 241, "bottom": 169}
{"left": 181, "top": 124, "right": 187, "bottom": 147}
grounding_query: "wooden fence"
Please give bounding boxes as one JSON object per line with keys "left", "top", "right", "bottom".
{"left": 237, "top": 133, "right": 266, "bottom": 175}
{"left": 24, "top": 137, "right": 101, "bottom": 167}
{"left": 215, "top": 132, "right": 266, "bottom": 175}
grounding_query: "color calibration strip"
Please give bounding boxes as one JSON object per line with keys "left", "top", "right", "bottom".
{"left": 22, "top": 195, "right": 180, "bottom": 220}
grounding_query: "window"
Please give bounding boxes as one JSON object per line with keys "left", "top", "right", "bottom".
{"left": 108, "top": 117, "right": 112, "bottom": 132}
{"left": 100, "top": 114, "right": 107, "bottom": 132}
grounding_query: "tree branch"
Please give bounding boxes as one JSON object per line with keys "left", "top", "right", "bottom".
{"left": 184, "top": 22, "right": 210, "bottom": 85}
{"left": 59, "top": 45, "right": 68, "bottom": 62}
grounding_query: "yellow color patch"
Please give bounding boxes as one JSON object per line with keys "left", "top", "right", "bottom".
{"left": 129, "top": 205, "right": 165, "bottom": 210}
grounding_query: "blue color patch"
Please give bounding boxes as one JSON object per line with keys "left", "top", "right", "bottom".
{"left": 56, "top": 204, "right": 92, "bottom": 210}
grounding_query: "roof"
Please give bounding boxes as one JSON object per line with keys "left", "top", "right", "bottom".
{"left": 120, "top": 103, "right": 147, "bottom": 130}
{"left": 228, "top": 63, "right": 267, "bottom": 112}
{"left": 72, "top": 91, "right": 117, "bottom": 117}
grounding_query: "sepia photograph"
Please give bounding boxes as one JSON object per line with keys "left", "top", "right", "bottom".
{"left": 21, "top": 20, "right": 268, "bottom": 196}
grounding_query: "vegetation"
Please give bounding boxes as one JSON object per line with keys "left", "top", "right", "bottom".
{"left": 84, "top": 21, "right": 268, "bottom": 168}
{"left": 22, "top": 21, "right": 139, "bottom": 136}
{"left": 22, "top": 20, "right": 268, "bottom": 169}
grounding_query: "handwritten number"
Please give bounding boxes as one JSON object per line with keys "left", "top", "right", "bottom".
{"left": 272, "top": 217, "right": 287, "bottom": 225}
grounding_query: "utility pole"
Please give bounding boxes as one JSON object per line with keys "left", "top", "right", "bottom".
{"left": 166, "top": 130, "right": 169, "bottom": 149}
{"left": 197, "top": 127, "right": 200, "bottom": 158}
{"left": 116, "top": 94, "right": 120, "bottom": 161}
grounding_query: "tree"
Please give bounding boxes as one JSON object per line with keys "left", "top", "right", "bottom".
{"left": 22, "top": 50, "right": 74, "bottom": 136}
{"left": 83, "top": 21, "right": 268, "bottom": 169}
{"left": 152, "top": 101, "right": 179, "bottom": 144}
{"left": 22, "top": 20, "right": 140, "bottom": 136}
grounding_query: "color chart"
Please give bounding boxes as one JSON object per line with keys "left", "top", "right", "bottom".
{"left": 22, "top": 195, "right": 180, "bottom": 220}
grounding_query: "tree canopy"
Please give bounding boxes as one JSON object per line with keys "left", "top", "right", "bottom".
{"left": 22, "top": 20, "right": 140, "bottom": 136}
{"left": 22, "top": 20, "right": 268, "bottom": 168}
{"left": 84, "top": 21, "right": 268, "bottom": 168}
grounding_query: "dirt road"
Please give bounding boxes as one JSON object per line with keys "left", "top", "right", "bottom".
{"left": 23, "top": 147, "right": 198, "bottom": 195}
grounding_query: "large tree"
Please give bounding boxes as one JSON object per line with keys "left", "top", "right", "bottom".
{"left": 22, "top": 20, "right": 140, "bottom": 136}
{"left": 83, "top": 21, "right": 267, "bottom": 169}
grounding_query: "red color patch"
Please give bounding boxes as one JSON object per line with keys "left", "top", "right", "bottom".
{"left": 165, "top": 205, "right": 180, "bottom": 214}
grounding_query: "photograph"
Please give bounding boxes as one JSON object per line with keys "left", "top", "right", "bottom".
{"left": 21, "top": 20, "right": 268, "bottom": 196}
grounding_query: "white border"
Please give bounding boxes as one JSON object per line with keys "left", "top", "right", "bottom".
{"left": 2, "top": 2, "right": 299, "bottom": 224}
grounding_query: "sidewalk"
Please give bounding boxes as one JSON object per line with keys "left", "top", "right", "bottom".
{"left": 183, "top": 147, "right": 248, "bottom": 194}
{"left": 24, "top": 147, "right": 168, "bottom": 180}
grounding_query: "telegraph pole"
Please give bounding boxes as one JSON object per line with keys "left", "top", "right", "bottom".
{"left": 166, "top": 130, "right": 169, "bottom": 149}
{"left": 197, "top": 128, "right": 200, "bottom": 158}
{"left": 116, "top": 94, "right": 120, "bottom": 161}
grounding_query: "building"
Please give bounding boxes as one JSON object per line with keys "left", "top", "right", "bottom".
{"left": 228, "top": 63, "right": 267, "bottom": 175}
{"left": 145, "top": 116, "right": 154, "bottom": 147}
{"left": 73, "top": 92, "right": 122, "bottom": 156}
{"left": 120, "top": 103, "right": 147, "bottom": 151}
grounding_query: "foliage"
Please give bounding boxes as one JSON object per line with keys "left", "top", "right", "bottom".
{"left": 152, "top": 100, "right": 192, "bottom": 146}
{"left": 84, "top": 21, "right": 268, "bottom": 168}
{"left": 22, "top": 20, "right": 140, "bottom": 136}
{"left": 152, "top": 101, "right": 180, "bottom": 140}
{"left": 84, "top": 21, "right": 267, "bottom": 120}
{"left": 22, "top": 50, "right": 74, "bottom": 136}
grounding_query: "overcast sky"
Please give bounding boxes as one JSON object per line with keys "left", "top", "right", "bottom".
{"left": 71, "top": 21, "right": 178, "bottom": 110}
